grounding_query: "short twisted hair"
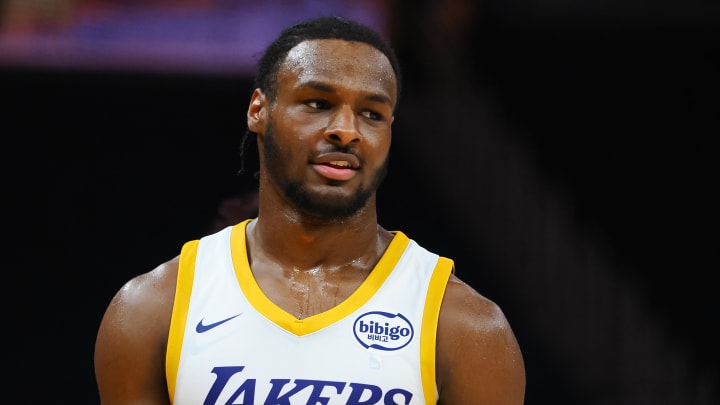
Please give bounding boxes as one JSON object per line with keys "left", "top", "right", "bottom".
{"left": 255, "top": 15, "right": 402, "bottom": 103}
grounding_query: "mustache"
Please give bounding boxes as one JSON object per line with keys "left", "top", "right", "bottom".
{"left": 318, "top": 144, "right": 358, "bottom": 155}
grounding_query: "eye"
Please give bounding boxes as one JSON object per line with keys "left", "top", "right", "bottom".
{"left": 306, "top": 99, "right": 331, "bottom": 110}
{"left": 361, "top": 110, "right": 383, "bottom": 121}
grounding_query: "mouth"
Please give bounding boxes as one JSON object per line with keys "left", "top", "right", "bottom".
{"left": 313, "top": 152, "right": 361, "bottom": 170}
{"left": 326, "top": 160, "right": 353, "bottom": 168}
{"left": 313, "top": 158, "right": 358, "bottom": 182}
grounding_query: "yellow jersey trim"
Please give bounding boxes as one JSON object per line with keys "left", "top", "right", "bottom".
{"left": 166, "top": 239, "right": 199, "bottom": 402}
{"left": 420, "top": 256, "right": 454, "bottom": 403}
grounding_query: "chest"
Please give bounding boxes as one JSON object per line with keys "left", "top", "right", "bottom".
{"left": 252, "top": 267, "right": 370, "bottom": 319}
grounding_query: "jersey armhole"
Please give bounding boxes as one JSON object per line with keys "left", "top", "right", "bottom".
{"left": 420, "top": 256, "right": 455, "bottom": 402}
{"left": 166, "top": 239, "right": 199, "bottom": 402}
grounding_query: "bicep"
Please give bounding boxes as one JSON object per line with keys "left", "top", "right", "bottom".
{"left": 436, "top": 277, "right": 526, "bottom": 405}
{"left": 94, "top": 267, "right": 175, "bottom": 405}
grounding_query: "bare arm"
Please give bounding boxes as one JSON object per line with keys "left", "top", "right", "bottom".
{"left": 436, "top": 274, "right": 526, "bottom": 404}
{"left": 94, "top": 258, "right": 179, "bottom": 405}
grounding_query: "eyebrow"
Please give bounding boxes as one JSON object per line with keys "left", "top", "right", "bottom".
{"left": 299, "top": 80, "right": 393, "bottom": 107}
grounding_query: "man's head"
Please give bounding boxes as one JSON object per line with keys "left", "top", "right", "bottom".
{"left": 245, "top": 17, "right": 400, "bottom": 220}
{"left": 239, "top": 17, "right": 402, "bottom": 176}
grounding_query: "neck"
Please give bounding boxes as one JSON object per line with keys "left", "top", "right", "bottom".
{"left": 246, "top": 198, "right": 391, "bottom": 273}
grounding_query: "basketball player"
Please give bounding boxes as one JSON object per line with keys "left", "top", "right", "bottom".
{"left": 94, "top": 16, "right": 526, "bottom": 404}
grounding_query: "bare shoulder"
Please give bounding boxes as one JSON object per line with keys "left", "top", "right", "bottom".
{"left": 94, "top": 257, "right": 180, "bottom": 404}
{"left": 436, "top": 273, "right": 526, "bottom": 405}
{"left": 100, "top": 257, "right": 179, "bottom": 332}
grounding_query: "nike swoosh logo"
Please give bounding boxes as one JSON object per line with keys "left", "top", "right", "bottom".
{"left": 195, "top": 313, "right": 242, "bottom": 333}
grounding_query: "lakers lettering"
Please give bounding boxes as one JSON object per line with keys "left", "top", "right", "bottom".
{"left": 204, "top": 366, "right": 414, "bottom": 405}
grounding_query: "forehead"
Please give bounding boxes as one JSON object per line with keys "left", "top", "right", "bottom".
{"left": 279, "top": 39, "right": 397, "bottom": 101}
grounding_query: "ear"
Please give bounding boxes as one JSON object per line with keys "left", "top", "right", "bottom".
{"left": 247, "top": 89, "right": 268, "bottom": 133}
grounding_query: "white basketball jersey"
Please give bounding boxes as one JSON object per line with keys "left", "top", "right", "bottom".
{"left": 166, "top": 219, "right": 454, "bottom": 405}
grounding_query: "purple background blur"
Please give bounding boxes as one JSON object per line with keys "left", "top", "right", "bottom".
{"left": 0, "top": 0, "right": 387, "bottom": 74}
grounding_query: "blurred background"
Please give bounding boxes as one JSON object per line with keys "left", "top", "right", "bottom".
{"left": 2, "top": 0, "right": 718, "bottom": 403}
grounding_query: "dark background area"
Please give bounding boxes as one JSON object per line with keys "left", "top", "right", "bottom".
{"left": 3, "top": 1, "right": 719, "bottom": 403}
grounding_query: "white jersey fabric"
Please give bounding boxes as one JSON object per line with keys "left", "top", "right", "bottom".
{"left": 166, "top": 219, "right": 454, "bottom": 405}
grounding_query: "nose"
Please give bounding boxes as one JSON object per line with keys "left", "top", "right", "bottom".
{"left": 324, "top": 105, "right": 360, "bottom": 146}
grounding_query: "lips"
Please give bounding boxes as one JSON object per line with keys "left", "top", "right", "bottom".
{"left": 312, "top": 152, "right": 360, "bottom": 181}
